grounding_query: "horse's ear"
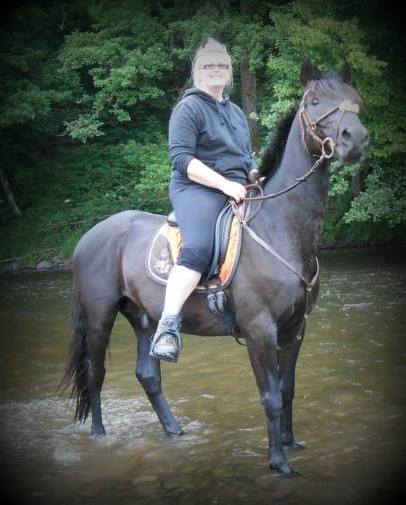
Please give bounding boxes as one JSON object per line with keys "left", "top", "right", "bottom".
{"left": 339, "top": 62, "right": 352, "bottom": 84}
{"left": 300, "top": 58, "right": 322, "bottom": 86}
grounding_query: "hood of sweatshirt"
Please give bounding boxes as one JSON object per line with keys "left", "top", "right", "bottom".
{"left": 182, "top": 88, "right": 236, "bottom": 129}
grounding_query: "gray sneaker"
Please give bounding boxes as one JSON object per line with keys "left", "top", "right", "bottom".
{"left": 149, "top": 315, "right": 183, "bottom": 363}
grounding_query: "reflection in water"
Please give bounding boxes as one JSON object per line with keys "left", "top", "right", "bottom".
{"left": 0, "top": 249, "right": 405, "bottom": 505}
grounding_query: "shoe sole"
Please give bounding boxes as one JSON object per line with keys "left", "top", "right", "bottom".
{"left": 149, "top": 350, "right": 178, "bottom": 364}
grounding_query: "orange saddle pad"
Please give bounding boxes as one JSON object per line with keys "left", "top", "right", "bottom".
{"left": 145, "top": 216, "right": 242, "bottom": 291}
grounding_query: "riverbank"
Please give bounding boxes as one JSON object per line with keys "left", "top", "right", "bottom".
{"left": 0, "top": 256, "right": 72, "bottom": 274}
{"left": 1, "top": 238, "right": 402, "bottom": 275}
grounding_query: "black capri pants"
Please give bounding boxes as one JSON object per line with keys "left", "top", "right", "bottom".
{"left": 169, "top": 171, "right": 247, "bottom": 274}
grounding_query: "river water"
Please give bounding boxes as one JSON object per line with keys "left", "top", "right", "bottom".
{"left": 0, "top": 248, "right": 404, "bottom": 505}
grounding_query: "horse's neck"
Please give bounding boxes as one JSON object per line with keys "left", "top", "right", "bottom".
{"left": 259, "top": 115, "right": 330, "bottom": 261}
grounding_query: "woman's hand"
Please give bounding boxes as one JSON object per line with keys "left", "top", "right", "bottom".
{"left": 186, "top": 160, "right": 247, "bottom": 202}
{"left": 220, "top": 180, "right": 247, "bottom": 203}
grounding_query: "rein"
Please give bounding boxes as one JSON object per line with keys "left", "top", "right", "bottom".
{"left": 241, "top": 137, "right": 333, "bottom": 205}
{"left": 231, "top": 124, "right": 331, "bottom": 291}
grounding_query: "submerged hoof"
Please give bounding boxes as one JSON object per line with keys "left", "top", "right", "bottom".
{"left": 270, "top": 460, "right": 299, "bottom": 478}
{"left": 91, "top": 424, "right": 106, "bottom": 437}
{"left": 166, "top": 428, "right": 184, "bottom": 437}
{"left": 280, "top": 467, "right": 301, "bottom": 478}
{"left": 285, "top": 441, "right": 306, "bottom": 451}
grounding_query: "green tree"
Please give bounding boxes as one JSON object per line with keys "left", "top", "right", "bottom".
{"left": 257, "top": 1, "right": 405, "bottom": 240}
{"left": 57, "top": 1, "right": 173, "bottom": 142}
{"left": 0, "top": 0, "right": 405, "bottom": 263}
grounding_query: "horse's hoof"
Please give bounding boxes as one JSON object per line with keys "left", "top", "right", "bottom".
{"left": 280, "top": 467, "right": 301, "bottom": 478}
{"left": 166, "top": 428, "right": 184, "bottom": 437}
{"left": 285, "top": 441, "right": 306, "bottom": 451}
{"left": 91, "top": 425, "right": 106, "bottom": 437}
{"left": 270, "top": 461, "right": 299, "bottom": 478}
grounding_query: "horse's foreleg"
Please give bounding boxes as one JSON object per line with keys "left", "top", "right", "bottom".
{"left": 278, "top": 319, "right": 306, "bottom": 449}
{"left": 245, "top": 321, "right": 294, "bottom": 477}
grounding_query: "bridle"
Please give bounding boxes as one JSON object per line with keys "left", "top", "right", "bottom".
{"left": 298, "top": 88, "right": 360, "bottom": 159}
{"left": 241, "top": 89, "right": 361, "bottom": 205}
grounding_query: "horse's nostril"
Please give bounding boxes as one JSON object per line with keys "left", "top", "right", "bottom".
{"left": 342, "top": 128, "right": 351, "bottom": 140}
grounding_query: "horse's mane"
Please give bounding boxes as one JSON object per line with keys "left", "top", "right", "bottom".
{"left": 259, "top": 108, "right": 297, "bottom": 181}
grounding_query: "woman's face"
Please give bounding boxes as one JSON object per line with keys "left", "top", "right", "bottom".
{"left": 197, "top": 51, "right": 231, "bottom": 90}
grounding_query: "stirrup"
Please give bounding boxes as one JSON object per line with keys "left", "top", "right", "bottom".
{"left": 149, "top": 315, "right": 183, "bottom": 363}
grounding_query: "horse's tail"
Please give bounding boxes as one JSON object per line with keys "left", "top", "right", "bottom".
{"left": 58, "top": 288, "right": 91, "bottom": 423}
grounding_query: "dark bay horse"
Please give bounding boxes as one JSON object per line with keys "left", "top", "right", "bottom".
{"left": 60, "top": 59, "right": 368, "bottom": 476}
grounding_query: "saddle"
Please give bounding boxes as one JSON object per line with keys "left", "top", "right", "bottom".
{"left": 146, "top": 203, "right": 243, "bottom": 290}
{"left": 145, "top": 203, "right": 243, "bottom": 334}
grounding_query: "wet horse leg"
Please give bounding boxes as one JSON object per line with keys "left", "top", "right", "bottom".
{"left": 85, "top": 303, "right": 118, "bottom": 436}
{"left": 122, "top": 310, "right": 183, "bottom": 436}
{"left": 245, "top": 319, "right": 293, "bottom": 476}
{"left": 278, "top": 319, "right": 306, "bottom": 449}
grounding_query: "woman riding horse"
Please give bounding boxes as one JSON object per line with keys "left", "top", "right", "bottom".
{"left": 61, "top": 55, "right": 368, "bottom": 476}
{"left": 149, "top": 37, "right": 258, "bottom": 363}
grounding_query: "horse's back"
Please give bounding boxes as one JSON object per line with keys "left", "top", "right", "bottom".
{"left": 74, "top": 210, "right": 162, "bottom": 258}
{"left": 72, "top": 209, "right": 165, "bottom": 289}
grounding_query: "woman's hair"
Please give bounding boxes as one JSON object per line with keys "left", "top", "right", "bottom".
{"left": 191, "top": 37, "right": 233, "bottom": 92}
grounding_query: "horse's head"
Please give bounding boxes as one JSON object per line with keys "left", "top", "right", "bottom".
{"left": 299, "top": 58, "right": 369, "bottom": 164}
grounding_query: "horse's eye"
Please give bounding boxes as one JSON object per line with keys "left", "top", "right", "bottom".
{"left": 311, "top": 98, "right": 319, "bottom": 106}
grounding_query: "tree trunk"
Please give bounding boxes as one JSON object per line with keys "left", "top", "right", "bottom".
{"left": 239, "top": 52, "right": 260, "bottom": 154}
{"left": 351, "top": 172, "right": 362, "bottom": 197}
{"left": 0, "top": 166, "right": 22, "bottom": 216}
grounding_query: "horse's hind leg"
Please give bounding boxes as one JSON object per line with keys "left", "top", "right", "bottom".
{"left": 62, "top": 287, "right": 117, "bottom": 437}
{"left": 121, "top": 304, "right": 183, "bottom": 436}
{"left": 86, "top": 303, "right": 118, "bottom": 436}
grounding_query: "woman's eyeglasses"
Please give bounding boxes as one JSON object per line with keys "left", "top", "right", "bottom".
{"left": 201, "top": 63, "right": 229, "bottom": 71}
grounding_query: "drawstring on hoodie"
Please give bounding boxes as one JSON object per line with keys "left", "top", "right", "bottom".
{"left": 217, "top": 98, "right": 237, "bottom": 130}
{"left": 216, "top": 102, "right": 225, "bottom": 126}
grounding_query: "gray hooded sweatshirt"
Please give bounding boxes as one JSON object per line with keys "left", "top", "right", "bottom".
{"left": 168, "top": 88, "right": 257, "bottom": 182}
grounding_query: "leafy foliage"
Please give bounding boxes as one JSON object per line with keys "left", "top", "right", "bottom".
{"left": 0, "top": 0, "right": 405, "bottom": 263}
{"left": 257, "top": 1, "right": 405, "bottom": 238}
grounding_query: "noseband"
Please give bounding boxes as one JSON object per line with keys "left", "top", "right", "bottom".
{"left": 298, "top": 88, "right": 360, "bottom": 158}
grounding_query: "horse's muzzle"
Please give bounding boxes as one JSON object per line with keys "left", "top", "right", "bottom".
{"left": 336, "top": 124, "right": 369, "bottom": 163}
